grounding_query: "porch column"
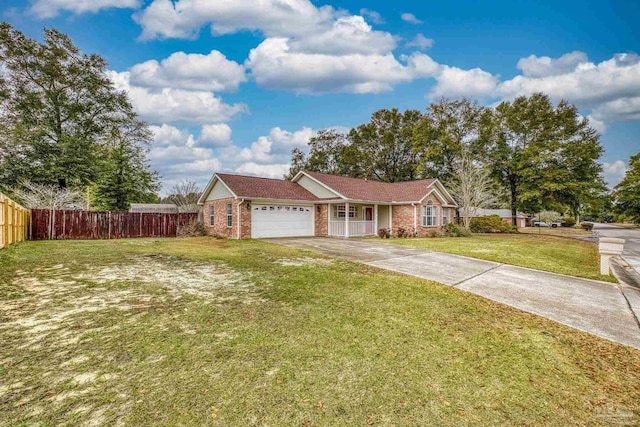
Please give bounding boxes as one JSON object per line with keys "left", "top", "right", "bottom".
{"left": 345, "top": 202, "right": 350, "bottom": 238}
{"left": 374, "top": 204, "right": 378, "bottom": 234}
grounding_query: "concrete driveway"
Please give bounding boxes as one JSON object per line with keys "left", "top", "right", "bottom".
{"left": 268, "top": 237, "right": 640, "bottom": 350}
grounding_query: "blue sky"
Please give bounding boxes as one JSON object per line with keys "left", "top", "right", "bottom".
{"left": 2, "top": 0, "right": 639, "bottom": 194}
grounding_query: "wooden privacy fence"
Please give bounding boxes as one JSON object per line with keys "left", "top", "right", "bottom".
{"left": 0, "top": 193, "right": 30, "bottom": 249}
{"left": 31, "top": 210, "right": 199, "bottom": 240}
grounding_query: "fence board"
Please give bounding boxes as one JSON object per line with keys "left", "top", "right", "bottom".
{"left": 30, "top": 209, "right": 198, "bottom": 240}
{"left": 0, "top": 193, "right": 30, "bottom": 249}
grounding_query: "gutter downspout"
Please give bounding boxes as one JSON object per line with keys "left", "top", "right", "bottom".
{"left": 412, "top": 203, "right": 416, "bottom": 236}
{"left": 237, "top": 199, "right": 245, "bottom": 240}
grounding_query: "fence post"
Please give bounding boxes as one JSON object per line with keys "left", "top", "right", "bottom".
{"left": 2, "top": 197, "right": 6, "bottom": 249}
{"left": 108, "top": 212, "right": 111, "bottom": 239}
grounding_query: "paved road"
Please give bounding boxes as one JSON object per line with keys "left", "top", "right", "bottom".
{"left": 268, "top": 237, "right": 640, "bottom": 350}
{"left": 593, "top": 223, "right": 640, "bottom": 275}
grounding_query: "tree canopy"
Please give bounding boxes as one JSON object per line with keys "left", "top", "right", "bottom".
{"left": 0, "top": 23, "right": 158, "bottom": 210}
{"left": 289, "top": 94, "right": 607, "bottom": 223}
{"left": 613, "top": 153, "right": 640, "bottom": 223}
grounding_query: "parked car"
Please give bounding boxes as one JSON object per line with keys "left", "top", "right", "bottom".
{"left": 533, "top": 221, "right": 549, "bottom": 227}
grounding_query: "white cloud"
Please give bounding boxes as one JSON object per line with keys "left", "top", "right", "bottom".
{"left": 359, "top": 8, "right": 384, "bottom": 25}
{"left": 431, "top": 65, "right": 499, "bottom": 98}
{"left": 129, "top": 50, "right": 246, "bottom": 92}
{"left": 30, "top": 0, "right": 140, "bottom": 18}
{"left": 400, "top": 13, "right": 422, "bottom": 24}
{"left": 235, "top": 162, "right": 290, "bottom": 178}
{"left": 591, "top": 97, "right": 640, "bottom": 123}
{"left": 517, "top": 51, "right": 588, "bottom": 77}
{"left": 405, "top": 53, "right": 498, "bottom": 99}
{"left": 289, "top": 15, "right": 396, "bottom": 55}
{"left": 602, "top": 160, "right": 628, "bottom": 187}
{"left": 405, "top": 33, "right": 434, "bottom": 50}
{"left": 108, "top": 71, "right": 247, "bottom": 124}
{"left": 149, "top": 124, "right": 314, "bottom": 194}
{"left": 134, "top": 0, "right": 336, "bottom": 40}
{"left": 498, "top": 53, "right": 640, "bottom": 108}
{"left": 586, "top": 115, "right": 607, "bottom": 134}
{"left": 198, "top": 124, "right": 232, "bottom": 147}
{"left": 246, "top": 37, "right": 411, "bottom": 94}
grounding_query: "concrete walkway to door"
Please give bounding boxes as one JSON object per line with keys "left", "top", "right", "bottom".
{"left": 267, "top": 237, "right": 640, "bottom": 350}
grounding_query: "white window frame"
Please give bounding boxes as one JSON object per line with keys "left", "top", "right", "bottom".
{"left": 334, "top": 205, "right": 356, "bottom": 219}
{"left": 209, "top": 205, "right": 215, "bottom": 226}
{"left": 226, "top": 203, "right": 233, "bottom": 228}
{"left": 442, "top": 210, "right": 449, "bottom": 225}
{"left": 421, "top": 201, "right": 437, "bottom": 227}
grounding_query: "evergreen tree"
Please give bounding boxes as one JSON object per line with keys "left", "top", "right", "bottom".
{"left": 614, "top": 153, "right": 640, "bottom": 223}
{"left": 487, "top": 93, "right": 605, "bottom": 224}
{"left": 0, "top": 23, "right": 159, "bottom": 208}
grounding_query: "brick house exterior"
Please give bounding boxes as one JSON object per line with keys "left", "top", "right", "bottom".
{"left": 197, "top": 171, "right": 458, "bottom": 239}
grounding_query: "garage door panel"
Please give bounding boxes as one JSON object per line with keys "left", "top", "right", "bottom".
{"left": 251, "top": 204, "right": 314, "bottom": 238}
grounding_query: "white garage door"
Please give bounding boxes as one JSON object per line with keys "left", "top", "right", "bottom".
{"left": 251, "top": 204, "right": 314, "bottom": 238}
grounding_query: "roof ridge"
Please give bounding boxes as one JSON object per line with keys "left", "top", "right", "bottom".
{"left": 217, "top": 172, "right": 286, "bottom": 182}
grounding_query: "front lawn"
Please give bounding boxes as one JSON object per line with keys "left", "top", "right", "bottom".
{"left": 377, "top": 233, "right": 614, "bottom": 282}
{"left": 1, "top": 238, "right": 638, "bottom": 425}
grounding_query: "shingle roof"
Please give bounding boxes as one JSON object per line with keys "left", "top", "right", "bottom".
{"left": 216, "top": 173, "right": 319, "bottom": 201}
{"left": 302, "top": 171, "right": 436, "bottom": 203}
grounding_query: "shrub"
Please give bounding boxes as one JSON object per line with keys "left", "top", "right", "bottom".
{"left": 396, "top": 227, "right": 415, "bottom": 238}
{"left": 378, "top": 228, "right": 391, "bottom": 239}
{"left": 178, "top": 220, "right": 206, "bottom": 237}
{"left": 470, "top": 215, "right": 513, "bottom": 233}
{"left": 427, "top": 229, "right": 443, "bottom": 238}
{"left": 562, "top": 217, "right": 577, "bottom": 228}
{"left": 580, "top": 222, "right": 594, "bottom": 231}
{"left": 443, "top": 222, "right": 463, "bottom": 237}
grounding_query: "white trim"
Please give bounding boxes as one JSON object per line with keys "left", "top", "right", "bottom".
{"left": 412, "top": 203, "right": 417, "bottom": 234}
{"left": 197, "top": 174, "right": 238, "bottom": 205}
{"left": 292, "top": 171, "right": 346, "bottom": 199}
{"left": 345, "top": 202, "right": 350, "bottom": 238}
{"left": 428, "top": 179, "right": 458, "bottom": 206}
{"left": 374, "top": 204, "right": 378, "bottom": 234}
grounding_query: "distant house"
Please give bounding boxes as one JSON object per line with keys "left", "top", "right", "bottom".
{"left": 461, "top": 207, "right": 528, "bottom": 228}
{"left": 197, "top": 171, "right": 458, "bottom": 239}
{"left": 129, "top": 203, "right": 179, "bottom": 214}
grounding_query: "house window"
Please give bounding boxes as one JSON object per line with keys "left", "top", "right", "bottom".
{"left": 334, "top": 205, "right": 356, "bottom": 218}
{"left": 209, "top": 205, "right": 215, "bottom": 226}
{"left": 421, "top": 201, "right": 437, "bottom": 227}
{"left": 226, "top": 203, "right": 233, "bottom": 227}
{"left": 442, "top": 210, "right": 449, "bottom": 225}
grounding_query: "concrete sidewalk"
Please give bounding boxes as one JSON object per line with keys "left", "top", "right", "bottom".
{"left": 268, "top": 237, "right": 640, "bottom": 350}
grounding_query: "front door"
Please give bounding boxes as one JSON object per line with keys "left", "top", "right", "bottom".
{"left": 364, "top": 207, "right": 373, "bottom": 234}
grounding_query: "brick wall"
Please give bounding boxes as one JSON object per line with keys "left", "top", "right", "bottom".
{"left": 391, "top": 196, "right": 449, "bottom": 237}
{"left": 203, "top": 197, "right": 237, "bottom": 238}
{"left": 314, "top": 204, "right": 328, "bottom": 236}
{"left": 240, "top": 201, "right": 252, "bottom": 238}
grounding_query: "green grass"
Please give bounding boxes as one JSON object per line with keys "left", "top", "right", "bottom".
{"left": 376, "top": 233, "right": 614, "bottom": 283}
{"left": 1, "top": 237, "right": 639, "bottom": 426}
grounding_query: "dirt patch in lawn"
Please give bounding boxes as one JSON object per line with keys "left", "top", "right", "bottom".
{"left": 274, "top": 256, "right": 334, "bottom": 267}
{"left": 0, "top": 254, "right": 261, "bottom": 425}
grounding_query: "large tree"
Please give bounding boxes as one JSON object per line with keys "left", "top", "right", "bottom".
{"left": 0, "top": 23, "right": 158, "bottom": 209}
{"left": 613, "top": 152, "right": 640, "bottom": 223}
{"left": 412, "top": 98, "right": 492, "bottom": 182}
{"left": 347, "top": 108, "right": 423, "bottom": 182}
{"left": 91, "top": 119, "right": 159, "bottom": 211}
{"left": 487, "top": 93, "right": 605, "bottom": 224}
{"left": 288, "top": 109, "right": 423, "bottom": 182}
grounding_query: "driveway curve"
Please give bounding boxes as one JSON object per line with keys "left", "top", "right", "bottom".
{"left": 267, "top": 237, "right": 640, "bottom": 350}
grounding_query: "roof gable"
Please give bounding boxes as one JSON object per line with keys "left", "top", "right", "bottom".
{"left": 198, "top": 173, "right": 319, "bottom": 203}
{"left": 295, "top": 171, "right": 455, "bottom": 204}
